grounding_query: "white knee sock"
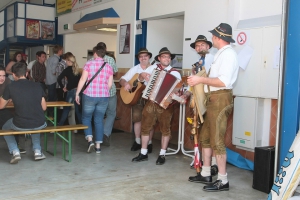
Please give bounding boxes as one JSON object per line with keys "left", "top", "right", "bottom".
{"left": 135, "top": 138, "right": 141, "bottom": 144}
{"left": 159, "top": 149, "right": 166, "bottom": 156}
{"left": 218, "top": 173, "right": 228, "bottom": 184}
{"left": 201, "top": 166, "right": 211, "bottom": 177}
{"left": 141, "top": 148, "right": 148, "bottom": 155}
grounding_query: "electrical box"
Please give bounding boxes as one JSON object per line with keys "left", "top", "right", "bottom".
{"left": 232, "top": 97, "right": 271, "bottom": 151}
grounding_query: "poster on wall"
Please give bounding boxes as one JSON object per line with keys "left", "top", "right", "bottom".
{"left": 119, "top": 24, "right": 130, "bottom": 54}
{"left": 41, "top": 21, "right": 55, "bottom": 40}
{"left": 56, "top": 0, "right": 72, "bottom": 16}
{"left": 26, "top": 19, "right": 40, "bottom": 39}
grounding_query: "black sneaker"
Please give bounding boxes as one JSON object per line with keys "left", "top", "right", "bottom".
{"left": 131, "top": 141, "right": 141, "bottom": 151}
{"left": 132, "top": 153, "right": 148, "bottom": 162}
{"left": 147, "top": 144, "right": 153, "bottom": 153}
{"left": 102, "top": 135, "right": 110, "bottom": 147}
{"left": 211, "top": 165, "right": 218, "bottom": 177}
{"left": 203, "top": 180, "right": 229, "bottom": 192}
{"left": 95, "top": 147, "right": 101, "bottom": 154}
{"left": 188, "top": 173, "right": 212, "bottom": 184}
{"left": 87, "top": 141, "right": 94, "bottom": 153}
{"left": 156, "top": 155, "right": 165, "bottom": 165}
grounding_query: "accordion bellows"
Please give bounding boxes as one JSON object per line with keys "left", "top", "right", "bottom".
{"left": 142, "top": 69, "right": 182, "bottom": 109}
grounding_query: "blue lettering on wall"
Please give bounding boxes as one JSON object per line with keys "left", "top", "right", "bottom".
{"left": 269, "top": 151, "right": 294, "bottom": 196}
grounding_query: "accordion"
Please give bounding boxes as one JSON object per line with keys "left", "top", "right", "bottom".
{"left": 142, "top": 69, "right": 183, "bottom": 109}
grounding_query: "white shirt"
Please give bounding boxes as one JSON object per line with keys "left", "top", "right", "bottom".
{"left": 204, "top": 53, "right": 214, "bottom": 72}
{"left": 144, "top": 64, "right": 182, "bottom": 86}
{"left": 120, "top": 64, "right": 149, "bottom": 81}
{"left": 27, "top": 60, "right": 36, "bottom": 71}
{"left": 205, "top": 45, "right": 239, "bottom": 92}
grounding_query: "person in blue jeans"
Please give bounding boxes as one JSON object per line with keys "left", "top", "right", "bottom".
{"left": 0, "top": 62, "right": 47, "bottom": 164}
{"left": 75, "top": 45, "right": 113, "bottom": 154}
{"left": 95, "top": 42, "right": 118, "bottom": 147}
{"left": 57, "top": 54, "right": 82, "bottom": 126}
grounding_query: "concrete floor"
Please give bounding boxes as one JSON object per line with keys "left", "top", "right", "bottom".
{"left": 0, "top": 132, "right": 268, "bottom": 200}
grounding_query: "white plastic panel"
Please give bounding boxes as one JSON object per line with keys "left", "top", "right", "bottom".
{"left": 0, "top": 11, "right": 4, "bottom": 25}
{"left": 7, "top": 20, "right": 14, "bottom": 38}
{"left": 260, "top": 26, "right": 281, "bottom": 99}
{"left": 232, "top": 28, "right": 263, "bottom": 97}
{"left": 16, "top": 18, "right": 25, "bottom": 36}
{"left": 7, "top": 4, "right": 14, "bottom": 21}
{"left": 17, "top": 3, "right": 25, "bottom": 18}
{"left": 0, "top": 26, "right": 4, "bottom": 41}
{"left": 232, "top": 26, "right": 280, "bottom": 99}
{"left": 233, "top": 97, "right": 271, "bottom": 150}
{"left": 26, "top": 4, "right": 55, "bottom": 21}
{"left": 233, "top": 97, "right": 257, "bottom": 149}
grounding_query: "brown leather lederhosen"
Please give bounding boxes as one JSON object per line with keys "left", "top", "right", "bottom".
{"left": 140, "top": 64, "right": 179, "bottom": 137}
{"left": 199, "top": 55, "right": 234, "bottom": 155}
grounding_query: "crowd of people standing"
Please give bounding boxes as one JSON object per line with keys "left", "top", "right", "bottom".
{"left": 0, "top": 42, "right": 118, "bottom": 163}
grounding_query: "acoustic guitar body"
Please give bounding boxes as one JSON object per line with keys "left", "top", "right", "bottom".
{"left": 120, "top": 73, "right": 146, "bottom": 105}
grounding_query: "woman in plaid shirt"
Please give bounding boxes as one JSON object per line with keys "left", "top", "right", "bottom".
{"left": 75, "top": 46, "right": 113, "bottom": 154}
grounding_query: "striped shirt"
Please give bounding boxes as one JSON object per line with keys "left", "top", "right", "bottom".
{"left": 83, "top": 57, "right": 113, "bottom": 97}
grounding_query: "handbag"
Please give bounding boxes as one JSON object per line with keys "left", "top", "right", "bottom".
{"left": 80, "top": 62, "right": 107, "bottom": 94}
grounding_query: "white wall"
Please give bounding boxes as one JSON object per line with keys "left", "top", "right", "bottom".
{"left": 240, "top": 0, "right": 283, "bottom": 20}
{"left": 140, "top": 0, "right": 184, "bottom": 20}
{"left": 140, "top": 0, "right": 283, "bottom": 69}
{"left": 147, "top": 18, "right": 184, "bottom": 61}
{"left": 64, "top": 31, "right": 117, "bottom": 68}
{"left": 183, "top": 0, "right": 231, "bottom": 69}
{"left": 58, "top": 0, "right": 136, "bottom": 68}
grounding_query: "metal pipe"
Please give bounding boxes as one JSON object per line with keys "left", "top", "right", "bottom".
{"left": 274, "top": 0, "right": 288, "bottom": 179}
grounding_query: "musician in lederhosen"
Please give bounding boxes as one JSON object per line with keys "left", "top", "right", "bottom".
{"left": 182, "top": 35, "right": 219, "bottom": 181}
{"left": 187, "top": 23, "right": 239, "bottom": 192}
{"left": 119, "top": 48, "right": 154, "bottom": 153}
{"left": 132, "top": 47, "right": 182, "bottom": 165}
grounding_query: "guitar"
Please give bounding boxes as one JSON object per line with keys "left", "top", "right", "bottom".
{"left": 120, "top": 73, "right": 146, "bottom": 105}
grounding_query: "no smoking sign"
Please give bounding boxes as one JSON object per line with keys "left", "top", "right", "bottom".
{"left": 237, "top": 32, "right": 247, "bottom": 45}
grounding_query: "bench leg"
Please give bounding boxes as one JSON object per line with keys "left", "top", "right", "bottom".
{"left": 68, "top": 130, "right": 72, "bottom": 162}
{"left": 44, "top": 133, "right": 48, "bottom": 151}
{"left": 62, "top": 131, "right": 66, "bottom": 160}
{"left": 61, "top": 131, "right": 71, "bottom": 162}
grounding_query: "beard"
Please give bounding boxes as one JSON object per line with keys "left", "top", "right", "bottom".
{"left": 197, "top": 50, "right": 209, "bottom": 55}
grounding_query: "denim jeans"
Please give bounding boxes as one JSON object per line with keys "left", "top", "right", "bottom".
{"left": 103, "top": 95, "right": 117, "bottom": 137}
{"left": 82, "top": 94, "right": 109, "bottom": 144}
{"left": 2, "top": 118, "right": 47, "bottom": 154}
{"left": 58, "top": 88, "right": 82, "bottom": 126}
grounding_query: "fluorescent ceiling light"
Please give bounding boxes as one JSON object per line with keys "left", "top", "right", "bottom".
{"left": 97, "top": 28, "right": 117, "bottom": 32}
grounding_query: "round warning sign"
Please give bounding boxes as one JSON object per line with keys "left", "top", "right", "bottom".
{"left": 237, "top": 32, "right": 247, "bottom": 45}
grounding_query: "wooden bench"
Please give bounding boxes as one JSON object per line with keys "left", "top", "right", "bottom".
{"left": 0, "top": 124, "right": 88, "bottom": 162}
